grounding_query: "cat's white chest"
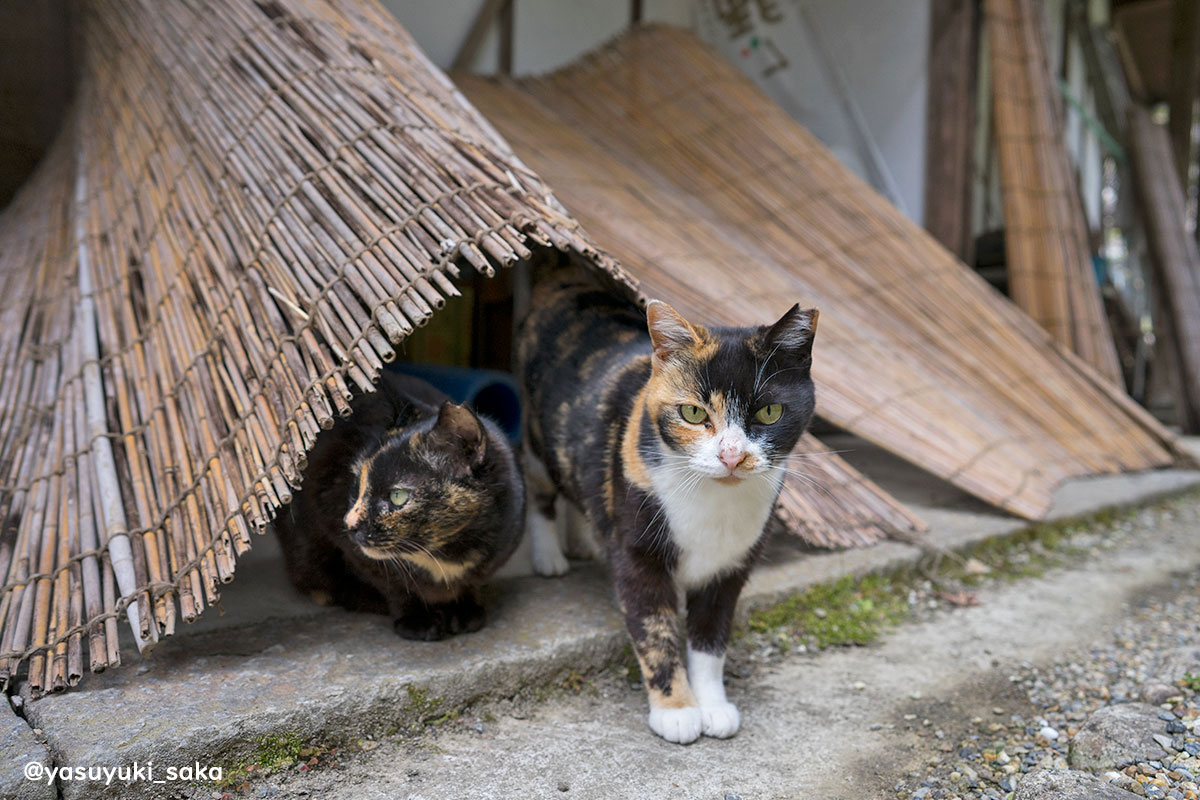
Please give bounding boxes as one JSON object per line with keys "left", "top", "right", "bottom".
{"left": 650, "top": 468, "right": 780, "bottom": 588}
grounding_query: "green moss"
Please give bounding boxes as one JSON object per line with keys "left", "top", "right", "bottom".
{"left": 219, "top": 731, "right": 307, "bottom": 788}
{"left": 251, "top": 732, "right": 306, "bottom": 769}
{"left": 1182, "top": 672, "right": 1200, "bottom": 692}
{"left": 402, "top": 685, "right": 444, "bottom": 722}
{"left": 427, "top": 708, "right": 460, "bottom": 726}
{"left": 936, "top": 505, "right": 1137, "bottom": 587}
{"left": 748, "top": 573, "right": 910, "bottom": 649}
{"left": 620, "top": 645, "right": 641, "bottom": 685}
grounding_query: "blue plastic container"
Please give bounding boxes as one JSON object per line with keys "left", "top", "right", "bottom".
{"left": 390, "top": 363, "right": 522, "bottom": 444}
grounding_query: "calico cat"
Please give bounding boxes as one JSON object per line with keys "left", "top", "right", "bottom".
{"left": 518, "top": 271, "right": 817, "bottom": 743}
{"left": 273, "top": 371, "right": 524, "bottom": 640}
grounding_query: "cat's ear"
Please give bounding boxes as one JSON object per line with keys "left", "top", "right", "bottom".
{"left": 764, "top": 305, "right": 819, "bottom": 358}
{"left": 429, "top": 402, "right": 486, "bottom": 468}
{"left": 646, "top": 300, "right": 702, "bottom": 367}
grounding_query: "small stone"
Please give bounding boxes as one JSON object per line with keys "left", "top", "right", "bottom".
{"left": 869, "top": 722, "right": 883, "bottom": 731}
{"left": 814, "top": 608, "right": 827, "bottom": 618}
{"left": 853, "top": 681, "right": 866, "bottom": 691}
{"left": 964, "top": 558, "right": 991, "bottom": 575}
{"left": 1040, "top": 726, "right": 1060, "bottom": 740}
{"left": 994, "top": 707, "right": 1006, "bottom": 715}
{"left": 1070, "top": 704, "right": 1171, "bottom": 770}
{"left": 1156, "top": 734, "right": 1178, "bottom": 750}
{"left": 558, "top": 781, "right": 569, "bottom": 792}
{"left": 1014, "top": 769, "right": 1146, "bottom": 799}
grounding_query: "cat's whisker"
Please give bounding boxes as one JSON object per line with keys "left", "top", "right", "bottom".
{"left": 753, "top": 339, "right": 785, "bottom": 393}
{"left": 757, "top": 365, "right": 806, "bottom": 390}
{"left": 408, "top": 541, "right": 452, "bottom": 585}
{"left": 786, "top": 449, "right": 853, "bottom": 459}
{"left": 386, "top": 553, "right": 417, "bottom": 585}
{"left": 771, "top": 464, "right": 836, "bottom": 501}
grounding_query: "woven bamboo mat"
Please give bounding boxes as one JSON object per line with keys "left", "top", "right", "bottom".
{"left": 0, "top": 0, "right": 637, "bottom": 692}
{"left": 0, "top": 1, "right": 923, "bottom": 693}
{"left": 985, "top": 0, "right": 1123, "bottom": 383}
{"left": 457, "top": 25, "right": 1184, "bottom": 520}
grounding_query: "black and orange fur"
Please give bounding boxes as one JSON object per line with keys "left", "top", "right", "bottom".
{"left": 518, "top": 269, "right": 817, "bottom": 739}
{"left": 274, "top": 372, "right": 524, "bottom": 640}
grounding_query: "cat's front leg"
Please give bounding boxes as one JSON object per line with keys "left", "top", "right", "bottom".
{"left": 524, "top": 449, "right": 569, "bottom": 576}
{"left": 685, "top": 570, "right": 750, "bottom": 738}
{"left": 388, "top": 590, "right": 485, "bottom": 641}
{"left": 613, "top": 551, "right": 702, "bottom": 743}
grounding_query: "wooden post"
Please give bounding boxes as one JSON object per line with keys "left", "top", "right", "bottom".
{"left": 1168, "top": 0, "right": 1200, "bottom": 191}
{"left": 1072, "top": 0, "right": 1129, "bottom": 143}
{"left": 498, "top": 0, "right": 514, "bottom": 76}
{"left": 1129, "top": 106, "right": 1200, "bottom": 432}
{"left": 451, "top": 0, "right": 507, "bottom": 73}
{"left": 924, "top": 0, "right": 980, "bottom": 264}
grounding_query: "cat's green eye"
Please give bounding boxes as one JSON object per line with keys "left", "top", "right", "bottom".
{"left": 755, "top": 404, "right": 783, "bottom": 425}
{"left": 679, "top": 404, "right": 708, "bottom": 424}
{"left": 388, "top": 488, "right": 410, "bottom": 508}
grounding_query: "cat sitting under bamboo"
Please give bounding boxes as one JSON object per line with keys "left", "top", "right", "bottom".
{"left": 274, "top": 371, "right": 523, "bottom": 641}
{"left": 518, "top": 271, "right": 817, "bottom": 743}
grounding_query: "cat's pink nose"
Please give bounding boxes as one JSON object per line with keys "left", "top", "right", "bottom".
{"left": 720, "top": 446, "right": 746, "bottom": 471}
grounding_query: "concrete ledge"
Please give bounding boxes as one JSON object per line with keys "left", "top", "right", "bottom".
{"left": 18, "top": 437, "right": 1200, "bottom": 799}
{"left": 1, "top": 704, "right": 55, "bottom": 800}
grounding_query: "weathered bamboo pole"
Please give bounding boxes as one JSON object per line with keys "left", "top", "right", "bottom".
{"left": 73, "top": 154, "right": 155, "bottom": 655}
{"left": 1129, "top": 106, "right": 1200, "bottom": 433}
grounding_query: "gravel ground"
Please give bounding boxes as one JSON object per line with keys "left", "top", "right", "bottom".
{"left": 890, "top": 506, "right": 1200, "bottom": 800}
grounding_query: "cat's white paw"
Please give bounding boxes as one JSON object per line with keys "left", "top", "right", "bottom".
{"left": 700, "top": 701, "right": 740, "bottom": 738}
{"left": 647, "top": 706, "right": 703, "bottom": 744}
{"left": 531, "top": 541, "right": 569, "bottom": 576}
{"left": 529, "top": 512, "right": 569, "bottom": 577}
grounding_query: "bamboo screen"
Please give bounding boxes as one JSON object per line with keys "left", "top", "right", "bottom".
{"left": 0, "top": 1, "right": 924, "bottom": 693}
{"left": 457, "top": 25, "right": 1183, "bottom": 521}
{"left": 985, "top": 0, "right": 1123, "bottom": 384}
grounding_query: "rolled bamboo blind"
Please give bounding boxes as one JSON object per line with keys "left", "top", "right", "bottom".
{"left": 0, "top": 1, "right": 921, "bottom": 693}
{"left": 985, "top": 0, "right": 1124, "bottom": 383}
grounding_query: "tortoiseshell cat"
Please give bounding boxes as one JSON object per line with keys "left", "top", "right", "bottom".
{"left": 518, "top": 271, "right": 817, "bottom": 743}
{"left": 274, "top": 372, "right": 524, "bottom": 640}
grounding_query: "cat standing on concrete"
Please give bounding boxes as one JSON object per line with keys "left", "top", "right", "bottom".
{"left": 274, "top": 372, "right": 524, "bottom": 640}
{"left": 518, "top": 271, "right": 817, "bottom": 743}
